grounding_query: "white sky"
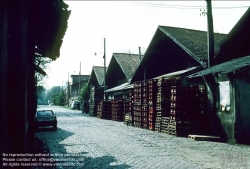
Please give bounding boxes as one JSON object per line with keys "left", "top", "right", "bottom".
{"left": 44, "top": 1, "right": 250, "bottom": 89}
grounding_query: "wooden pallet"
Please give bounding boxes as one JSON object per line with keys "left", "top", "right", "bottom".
{"left": 154, "top": 128, "right": 161, "bottom": 132}
{"left": 161, "top": 128, "right": 169, "bottom": 133}
{"left": 157, "top": 112, "right": 170, "bottom": 117}
{"left": 161, "top": 123, "right": 168, "bottom": 128}
{"left": 156, "top": 117, "right": 162, "bottom": 122}
{"left": 161, "top": 117, "right": 170, "bottom": 122}
{"left": 188, "top": 135, "right": 221, "bottom": 142}
{"left": 133, "top": 124, "right": 142, "bottom": 128}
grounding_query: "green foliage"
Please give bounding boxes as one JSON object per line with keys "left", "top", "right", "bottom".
{"left": 36, "top": 86, "right": 46, "bottom": 104}
{"left": 78, "top": 83, "right": 89, "bottom": 102}
{"left": 43, "top": 86, "right": 64, "bottom": 105}
{"left": 52, "top": 91, "right": 64, "bottom": 106}
{"left": 35, "top": 57, "right": 52, "bottom": 86}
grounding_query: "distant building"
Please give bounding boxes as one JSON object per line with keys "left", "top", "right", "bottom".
{"left": 69, "top": 75, "right": 90, "bottom": 105}
{"left": 87, "top": 66, "right": 106, "bottom": 116}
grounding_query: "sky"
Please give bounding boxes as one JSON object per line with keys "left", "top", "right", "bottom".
{"left": 43, "top": 1, "right": 250, "bottom": 89}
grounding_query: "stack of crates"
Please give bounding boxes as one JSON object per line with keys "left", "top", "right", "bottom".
{"left": 133, "top": 81, "right": 142, "bottom": 128}
{"left": 102, "top": 100, "right": 111, "bottom": 120}
{"left": 118, "top": 99, "right": 126, "bottom": 122}
{"left": 170, "top": 86, "right": 190, "bottom": 121}
{"left": 161, "top": 117, "right": 170, "bottom": 133}
{"left": 193, "top": 85, "right": 209, "bottom": 135}
{"left": 168, "top": 86, "right": 192, "bottom": 136}
{"left": 89, "top": 86, "right": 104, "bottom": 117}
{"left": 148, "top": 79, "right": 157, "bottom": 130}
{"left": 141, "top": 80, "right": 148, "bottom": 129}
{"left": 124, "top": 90, "right": 134, "bottom": 126}
{"left": 111, "top": 99, "right": 119, "bottom": 121}
{"left": 97, "top": 101, "right": 103, "bottom": 119}
{"left": 155, "top": 77, "right": 173, "bottom": 131}
{"left": 167, "top": 84, "right": 208, "bottom": 136}
{"left": 124, "top": 98, "right": 132, "bottom": 125}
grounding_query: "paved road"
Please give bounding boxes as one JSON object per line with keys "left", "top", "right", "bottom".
{"left": 35, "top": 105, "right": 250, "bottom": 169}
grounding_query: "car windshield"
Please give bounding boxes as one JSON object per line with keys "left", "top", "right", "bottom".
{"left": 37, "top": 110, "right": 53, "bottom": 117}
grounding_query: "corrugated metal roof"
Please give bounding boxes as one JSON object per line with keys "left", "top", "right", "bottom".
{"left": 105, "top": 82, "right": 134, "bottom": 93}
{"left": 153, "top": 67, "right": 201, "bottom": 79}
{"left": 188, "top": 55, "right": 250, "bottom": 78}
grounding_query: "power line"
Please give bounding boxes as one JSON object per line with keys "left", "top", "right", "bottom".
{"left": 124, "top": 2, "right": 250, "bottom": 9}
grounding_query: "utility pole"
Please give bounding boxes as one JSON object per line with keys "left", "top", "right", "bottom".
{"left": 206, "top": 0, "right": 214, "bottom": 67}
{"left": 103, "top": 38, "right": 106, "bottom": 100}
{"left": 68, "top": 72, "right": 70, "bottom": 106}
{"left": 79, "top": 62, "right": 81, "bottom": 96}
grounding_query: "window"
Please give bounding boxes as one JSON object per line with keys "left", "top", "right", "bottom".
{"left": 37, "top": 110, "right": 53, "bottom": 117}
{"left": 219, "top": 81, "right": 230, "bottom": 112}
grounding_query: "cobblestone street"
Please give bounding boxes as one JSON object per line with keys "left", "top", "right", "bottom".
{"left": 36, "top": 106, "right": 250, "bottom": 169}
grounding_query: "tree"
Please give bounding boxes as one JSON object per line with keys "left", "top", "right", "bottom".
{"left": 78, "top": 83, "right": 89, "bottom": 102}
{"left": 52, "top": 91, "right": 64, "bottom": 106}
{"left": 43, "top": 86, "right": 63, "bottom": 105}
{"left": 35, "top": 57, "right": 52, "bottom": 86}
{"left": 36, "top": 86, "right": 46, "bottom": 104}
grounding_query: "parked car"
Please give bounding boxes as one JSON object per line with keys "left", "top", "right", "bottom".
{"left": 71, "top": 100, "right": 80, "bottom": 110}
{"left": 34, "top": 110, "right": 57, "bottom": 130}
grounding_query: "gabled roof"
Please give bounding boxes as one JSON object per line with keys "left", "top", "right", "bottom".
{"left": 158, "top": 26, "right": 226, "bottom": 63}
{"left": 93, "top": 66, "right": 106, "bottom": 86}
{"left": 112, "top": 53, "right": 142, "bottom": 79}
{"left": 214, "top": 8, "right": 250, "bottom": 64}
{"left": 131, "top": 25, "right": 226, "bottom": 83}
{"left": 189, "top": 55, "right": 250, "bottom": 78}
{"left": 87, "top": 66, "right": 107, "bottom": 87}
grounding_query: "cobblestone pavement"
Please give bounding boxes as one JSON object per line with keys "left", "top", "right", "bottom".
{"left": 35, "top": 105, "right": 250, "bottom": 169}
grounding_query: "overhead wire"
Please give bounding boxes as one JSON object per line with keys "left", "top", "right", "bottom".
{"left": 122, "top": 1, "right": 154, "bottom": 37}
{"left": 121, "top": 1, "right": 164, "bottom": 48}
{"left": 116, "top": 1, "right": 248, "bottom": 57}
{"left": 124, "top": 1, "right": 250, "bottom": 9}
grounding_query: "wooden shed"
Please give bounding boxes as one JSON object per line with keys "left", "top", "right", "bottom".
{"left": 187, "top": 8, "right": 250, "bottom": 144}
{"left": 105, "top": 53, "right": 141, "bottom": 99}
{"left": 87, "top": 66, "right": 106, "bottom": 116}
{"left": 189, "top": 55, "right": 250, "bottom": 144}
{"left": 131, "top": 25, "right": 226, "bottom": 83}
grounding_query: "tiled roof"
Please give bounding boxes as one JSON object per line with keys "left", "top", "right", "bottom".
{"left": 93, "top": 66, "right": 106, "bottom": 86}
{"left": 113, "top": 53, "right": 142, "bottom": 79}
{"left": 188, "top": 55, "right": 250, "bottom": 78}
{"left": 159, "top": 26, "right": 226, "bottom": 63}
